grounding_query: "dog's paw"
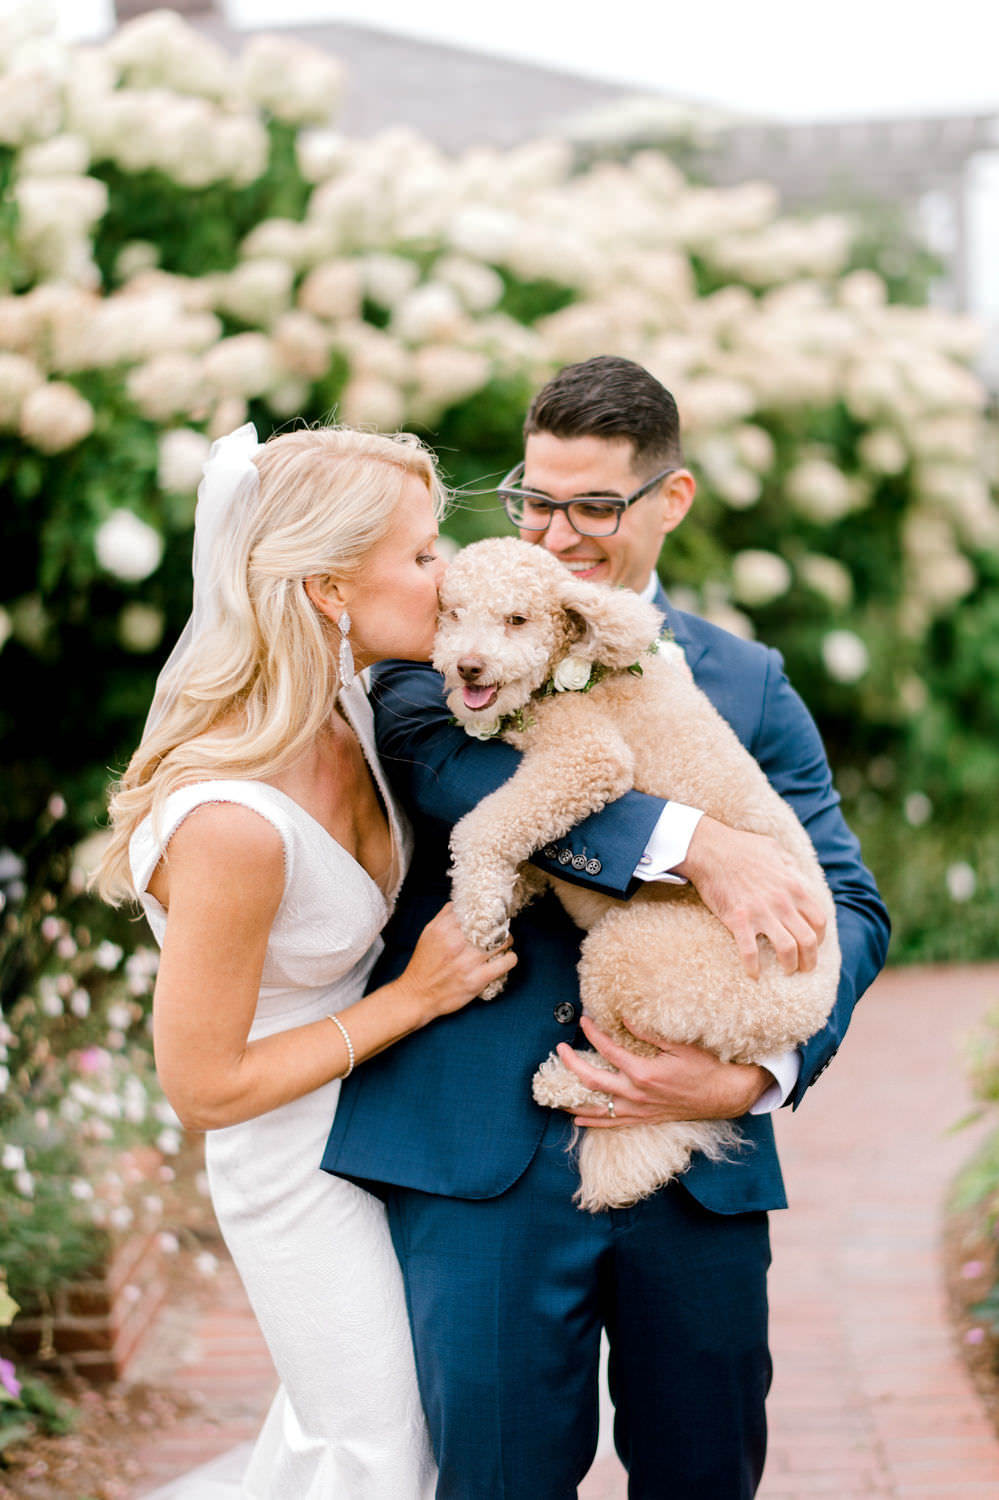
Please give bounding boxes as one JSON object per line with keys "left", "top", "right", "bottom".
{"left": 531, "top": 1049, "right": 616, "bottom": 1112}
{"left": 479, "top": 973, "right": 508, "bottom": 1002}
{"left": 452, "top": 887, "right": 514, "bottom": 953}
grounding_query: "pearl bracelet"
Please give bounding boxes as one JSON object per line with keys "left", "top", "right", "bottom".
{"left": 327, "top": 1013, "right": 355, "bottom": 1078}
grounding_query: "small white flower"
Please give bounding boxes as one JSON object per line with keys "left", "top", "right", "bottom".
{"left": 3, "top": 1145, "right": 26, "bottom": 1171}
{"left": 731, "top": 550, "right": 792, "bottom": 608}
{"left": 110, "top": 1205, "right": 134, "bottom": 1232}
{"left": 19, "top": 380, "right": 95, "bottom": 453}
{"left": 142, "top": 1195, "right": 163, "bottom": 1218}
{"left": 904, "top": 793, "right": 932, "bottom": 828}
{"left": 466, "top": 720, "right": 501, "bottom": 741}
{"left": 362, "top": 252, "right": 420, "bottom": 309}
{"left": 118, "top": 603, "right": 165, "bottom": 654}
{"left": 338, "top": 375, "right": 406, "bottom": 431}
{"left": 158, "top": 1231, "right": 180, "bottom": 1254}
{"left": 821, "top": 630, "right": 869, "bottom": 684}
{"left": 93, "top": 940, "right": 124, "bottom": 971}
{"left": 41, "top": 916, "right": 62, "bottom": 942}
{"left": 56, "top": 935, "right": 78, "bottom": 960}
{"left": 156, "top": 1127, "right": 182, "bottom": 1156}
{"left": 295, "top": 127, "right": 348, "bottom": 182}
{"left": 553, "top": 656, "right": 593, "bottom": 692}
{"left": 946, "top": 862, "right": 977, "bottom": 903}
{"left": 195, "top": 1251, "right": 219, "bottom": 1278}
{"left": 157, "top": 427, "right": 211, "bottom": 495}
{"left": 107, "top": 1001, "right": 133, "bottom": 1031}
{"left": 787, "top": 457, "right": 857, "bottom": 523}
{"left": 70, "top": 989, "right": 91, "bottom": 1018}
{"left": 392, "top": 283, "right": 463, "bottom": 344}
{"left": 15, "top": 1169, "right": 35, "bottom": 1197}
{"left": 0, "top": 1065, "right": 9, "bottom": 1094}
{"left": 799, "top": 555, "right": 853, "bottom": 610}
{"left": 71, "top": 1179, "right": 95, "bottom": 1201}
{"left": 195, "top": 1171, "right": 210, "bottom": 1196}
{"left": 859, "top": 428, "right": 908, "bottom": 476}
{"left": 95, "top": 512, "right": 163, "bottom": 583}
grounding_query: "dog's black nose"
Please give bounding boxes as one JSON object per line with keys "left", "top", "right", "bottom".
{"left": 458, "top": 657, "right": 485, "bottom": 682}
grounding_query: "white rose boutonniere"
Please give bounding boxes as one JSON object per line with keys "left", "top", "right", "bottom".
{"left": 655, "top": 638, "right": 693, "bottom": 681}
{"left": 552, "top": 655, "right": 593, "bottom": 692}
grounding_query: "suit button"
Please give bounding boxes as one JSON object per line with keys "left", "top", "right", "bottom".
{"left": 571, "top": 854, "right": 587, "bottom": 870}
{"left": 543, "top": 844, "right": 558, "bottom": 859}
{"left": 554, "top": 1002, "right": 576, "bottom": 1025}
{"left": 585, "top": 858, "right": 602, "bottom": 875}
{"left": 557, "top": 848, "right": 573, "bottom": 865}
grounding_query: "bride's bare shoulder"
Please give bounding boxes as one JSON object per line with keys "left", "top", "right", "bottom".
{"left": 149, "top": 799, "right": 284, "bottom": 912}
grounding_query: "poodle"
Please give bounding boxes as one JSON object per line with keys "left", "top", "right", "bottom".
{"left": 433, "top": 535, "right": 840, "bottom": 1212}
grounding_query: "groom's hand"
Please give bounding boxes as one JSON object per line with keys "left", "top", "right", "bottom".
{"left": 559, "top": 1016, "right": 773, "bottom": 1126}
{"left": 673, "top": 815, "right": 827, "bottom": 978}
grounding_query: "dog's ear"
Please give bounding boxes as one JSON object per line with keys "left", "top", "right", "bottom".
{"left": 559, "top": 576, "right": 663, "bottom": 667}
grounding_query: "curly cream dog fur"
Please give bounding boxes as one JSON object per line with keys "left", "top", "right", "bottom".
{"left": 434, "top": 536, "right": 840, "bottom": 1213}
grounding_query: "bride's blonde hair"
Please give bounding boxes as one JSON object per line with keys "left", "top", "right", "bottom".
{"left": 96, "top": 425, "right": 445, "bottom": 905}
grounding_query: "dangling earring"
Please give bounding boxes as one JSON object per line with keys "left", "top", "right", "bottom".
{"left": 337, "top": 609, "right": 355, "bottom": 689}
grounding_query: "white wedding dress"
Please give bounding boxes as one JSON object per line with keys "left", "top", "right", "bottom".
{"left": 130, "top": 683, "right": 435, "bottom": 1500}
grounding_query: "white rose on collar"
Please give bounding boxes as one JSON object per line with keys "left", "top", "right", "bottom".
{"left": 466, "top": 719, "right": 501, "bottom": 740}
{"left": 553, "top": 655, "right": 592, "bottom": 692}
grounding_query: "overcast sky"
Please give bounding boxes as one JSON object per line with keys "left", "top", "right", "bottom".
{"left": 223, "top": 1, "right": 999, "bottom": 122}
{"left": 49, "top": 0, "right": 999, "bottom": 122}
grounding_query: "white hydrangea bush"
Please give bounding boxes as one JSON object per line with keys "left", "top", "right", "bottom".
{"left": 0, "top": 9, "right": 996, "bottom": 959}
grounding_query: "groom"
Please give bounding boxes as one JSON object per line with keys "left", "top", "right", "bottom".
{"left": 324, "top": 356, "right": 889, "bottom": 1498}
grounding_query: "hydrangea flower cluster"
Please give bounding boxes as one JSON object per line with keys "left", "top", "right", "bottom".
{"left": 0, "top": 11, "right": 994, "bottom": 953}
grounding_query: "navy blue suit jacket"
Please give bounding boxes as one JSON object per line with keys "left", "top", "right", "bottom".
{"left": 323, "top": 590, "right": 890, "bottom": 1214}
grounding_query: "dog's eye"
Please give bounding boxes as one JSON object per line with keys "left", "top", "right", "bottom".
{"left": 446, "top": 608, "right": 460, "bottom": 621}
{"left": 505, "top": 614, "right": 528, "bottom": 627}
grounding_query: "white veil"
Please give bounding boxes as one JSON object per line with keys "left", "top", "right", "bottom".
{"left": 144, "top": 423, "right": 263, "bottom": 736}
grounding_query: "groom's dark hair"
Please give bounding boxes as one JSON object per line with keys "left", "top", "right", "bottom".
{"left": 523, "top": 356, "right": 683, "bottom": 472}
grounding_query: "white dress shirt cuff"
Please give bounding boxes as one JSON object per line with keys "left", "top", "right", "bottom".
{"left": 748, "top": 1048, "right": 801, "bottom": 1113}
{"left": 633, "top": 803, "right": 705, "bottom": 885}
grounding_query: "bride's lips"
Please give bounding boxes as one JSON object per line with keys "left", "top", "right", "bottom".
{"left": 461, "top": 683, "right": 499, "bottom": 711}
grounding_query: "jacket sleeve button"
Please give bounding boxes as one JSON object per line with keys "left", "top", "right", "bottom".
{"left": 585, "top": 858, "right": 602, "bottom": 875}
{"left": 553, "top": 1001, "right": 577, "bottom": 1025}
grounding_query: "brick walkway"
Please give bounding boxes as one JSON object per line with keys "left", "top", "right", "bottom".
{"left": 130, "top": 962, "right": 999, "bottom": 1499}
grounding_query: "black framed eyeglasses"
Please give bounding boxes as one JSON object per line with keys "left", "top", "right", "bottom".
{"left": 497, "top": 463, "right": 677, "bottom": 538}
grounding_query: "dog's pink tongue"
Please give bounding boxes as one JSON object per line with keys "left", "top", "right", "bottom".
{"left": 462, "top": 683, "right": 497, "bottom": 711}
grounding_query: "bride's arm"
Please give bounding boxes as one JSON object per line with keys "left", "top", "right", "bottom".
{"left": 150, "top": 803, "right": 514, "bottom": 1132}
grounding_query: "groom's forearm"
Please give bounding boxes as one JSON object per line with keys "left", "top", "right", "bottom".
{"left": 371, "top": 661, "right": 665, "bottom": 901}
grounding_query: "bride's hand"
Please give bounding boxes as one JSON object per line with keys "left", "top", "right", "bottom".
{"left": 400, "top": 902, "right": 517, "bottom": 1020}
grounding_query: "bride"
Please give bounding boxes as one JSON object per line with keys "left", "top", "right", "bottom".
{"left": 96, "top": 423, "right": 516, "bottom": 1498}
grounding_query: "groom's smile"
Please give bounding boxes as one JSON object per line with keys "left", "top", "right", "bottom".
{"left": 518, "top": 430, "right": 694, "bottom": 594}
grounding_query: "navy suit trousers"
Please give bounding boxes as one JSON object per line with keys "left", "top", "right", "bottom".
{"left": 386, "top": 1111, "right": 772, "bottom": 1500}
